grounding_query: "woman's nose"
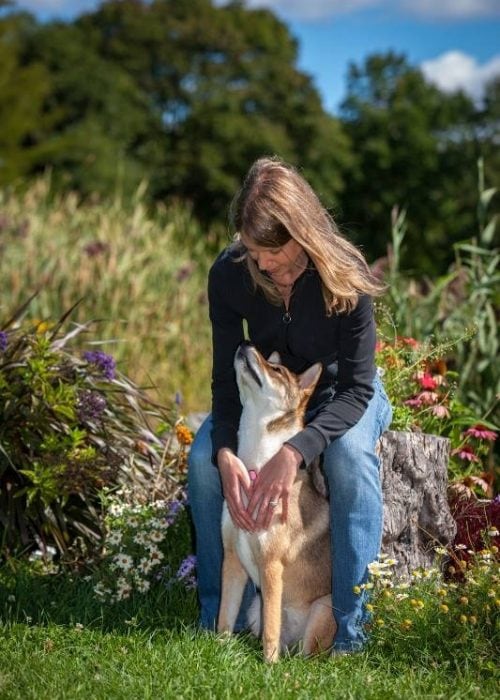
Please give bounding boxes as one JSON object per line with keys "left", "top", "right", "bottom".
{"left": 256, "top": 252, "right": 273, "bottom": 270}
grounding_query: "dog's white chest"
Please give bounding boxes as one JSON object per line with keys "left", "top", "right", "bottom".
{"left": 221, "top": 504, "right": 269, "bottom": 588}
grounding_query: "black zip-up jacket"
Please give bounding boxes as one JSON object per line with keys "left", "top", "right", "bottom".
{"left": 208, "top": 246, "right": 377, "bottom": 467}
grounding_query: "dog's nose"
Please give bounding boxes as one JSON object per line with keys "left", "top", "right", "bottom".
{"left": 236, "top": 341, "right": 252, "bottom": 357}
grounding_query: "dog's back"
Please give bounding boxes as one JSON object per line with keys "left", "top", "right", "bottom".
{"left": 218, "top": 343, "right": 335, "bottom": 662}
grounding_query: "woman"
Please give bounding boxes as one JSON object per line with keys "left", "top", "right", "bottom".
{"left": 188, "top": 157, "right": 392, "bottom": 654}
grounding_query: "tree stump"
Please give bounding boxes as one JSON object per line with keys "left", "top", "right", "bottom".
{"left": 379, "top": 430, "right": 456, "bottom": 579}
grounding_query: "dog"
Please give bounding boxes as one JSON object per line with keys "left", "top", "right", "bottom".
{"left": 217, "top": 342, "right": 335, "bottom": 662}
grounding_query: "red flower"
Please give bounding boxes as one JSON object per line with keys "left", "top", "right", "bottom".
{"left": 464, "top": 425, "right": 497, "bottom": 441}
{"left": 451, "top": 445, "right": 480, "bottom": 463}
{"left": 417, "top": 372, "right": 438, "bottom": 390}
{"left": 397, "top": 336, "right": 420, "bottom": 348}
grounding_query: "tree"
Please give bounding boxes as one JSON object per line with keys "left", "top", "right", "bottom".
{"left": 75, "top": 0, "right": 351, "bottom": 221}
{"left": 0, "top": 11, "right": 53, "bottom": 185}
{"left": 339, "top": 52, "right": 480, "bottom": 274}
{"left": 21, "top": 19, "right": 163, "bottom": 198}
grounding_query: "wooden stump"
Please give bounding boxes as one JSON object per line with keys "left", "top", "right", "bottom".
{"left": 379, "top": 430, "right": 456, "bottom": 579}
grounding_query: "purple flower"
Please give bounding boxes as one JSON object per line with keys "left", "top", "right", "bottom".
{"left": 0, "top": 331, "right": 7, "bottom": 353}
{"left": 176, "top": 554, "right": 197, "bottom": 589}
{"left": 77, "top": 390, "right": 107, "bottom": 422}
{"left": 165, "top": 498, "right": 184, "bottom": 526}
{"left": 83, "top": 350, "right": 116, "bottom": 380}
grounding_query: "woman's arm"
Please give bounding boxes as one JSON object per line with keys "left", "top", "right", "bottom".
{"left": 285, "top": 294, "right": 377, "bottom": 466}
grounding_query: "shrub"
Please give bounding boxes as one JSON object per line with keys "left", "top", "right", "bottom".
{"left": 0, "top": 304, "right": 185, "bottom": 561}
{"left": 91, "top": 488, "right": 196, "bottom": 603}
{"left": 365, "top": 545, "right": 499, "bottom": 665}
{"left": 376, "top": 333, "right": 497, "bottom": 492}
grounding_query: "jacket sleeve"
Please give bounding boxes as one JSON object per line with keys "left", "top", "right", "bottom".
{"left": 285, "top": 294, "right": 376, "bottom": 466}
{"left": 208, "top": 260, "right": 245, "bottom": 465}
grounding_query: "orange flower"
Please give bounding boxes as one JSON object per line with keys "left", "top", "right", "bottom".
{"left": 175, "top": 424, "right": 193, "bottom": 446}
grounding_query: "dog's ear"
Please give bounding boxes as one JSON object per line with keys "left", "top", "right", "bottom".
{"left": 267, "top": 351, "right": 281, "bottom": 365}
{"left": 298, "top": 362, "right": 322, "bottom": 392}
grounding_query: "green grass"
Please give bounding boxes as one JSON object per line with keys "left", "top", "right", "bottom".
{"left": 1, "top": 551, "right": 498, "bottom": 700}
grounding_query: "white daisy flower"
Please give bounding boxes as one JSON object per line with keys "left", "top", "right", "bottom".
{"left": 114, "top": 553, "right": 134, "bottom": 571}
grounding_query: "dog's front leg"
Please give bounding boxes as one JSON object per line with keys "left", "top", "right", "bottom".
{"left": 261, "top": 560, "right": 284, "bottom": 663}
{"left": 217, "top": 545, "right": 248, "bottom": 634}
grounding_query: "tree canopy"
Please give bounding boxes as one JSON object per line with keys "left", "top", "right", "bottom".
{"left": 0, "top": 1, "right": 497, "bottom": 274}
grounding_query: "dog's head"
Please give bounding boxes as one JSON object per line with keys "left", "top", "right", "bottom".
{"left": 234, "top": 342, "right": 322, "bottom": 421}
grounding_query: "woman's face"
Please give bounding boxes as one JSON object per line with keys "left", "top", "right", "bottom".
{"left": 240, "top": 234, "right": 305, "bottom": 278}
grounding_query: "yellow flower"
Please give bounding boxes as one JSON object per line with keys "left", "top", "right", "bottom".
{"left": 353, "top": 585, "right": 361, "bottom": 595}
{"left": 459, "top": 614, "right": 468, "bottom": 624}
{"left": 34, "top": 320, "right": 54, "bottom": 334}
{"left": 469, "top": 616, "right": 477, "bottom": 625}
{"left": 437, "top": 589, "right": 447, "bottom": 597}
{"left": 375, "top": 618, "right": 385, "bottom": 627}
{"left": 459, "top": 596, "right": 469, "bottom": 605}
{"left": 400, "top": 619, "right": 413, "bottom": 631}
{"left": 440, "top": 604, "right": 449, "bottom": 613}
{"left": 175, "top": 424, "right": 193, "bottom": 446}
{"left": 365, "top": 604, "right": 374, "bottom": 613}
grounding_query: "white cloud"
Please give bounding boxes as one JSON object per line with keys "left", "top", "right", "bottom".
{"left": 404, "top": 0, "right": 500, "bottom": 21}
{"left": 421, "top": 51, "right": 500, "bottom": 102}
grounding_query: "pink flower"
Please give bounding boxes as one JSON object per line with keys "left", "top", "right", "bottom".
{"left": 464, "top": 425, "right": 497, "bottom": 441}
{"left": 451, "top": 445, "right": 480, "bottom": 463}
{"left": 405, "top": 396, "right": 423, "bottom": 408}
{"left": 432, "top": 405, "right": 450, "bottom": 418}
{"left": 418, "top": 391, "right": 439, "bottom": 405}
{"left": 397, "top": 336, "right": 420, "bottom": 348}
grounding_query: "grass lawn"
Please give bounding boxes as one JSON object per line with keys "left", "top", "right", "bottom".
{"left": 0, "top": 561, "right": 497, "bottom": 700}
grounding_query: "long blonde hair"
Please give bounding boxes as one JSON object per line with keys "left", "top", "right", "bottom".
{"left": 230, "top": 157, "right": 385, "bottom": 314}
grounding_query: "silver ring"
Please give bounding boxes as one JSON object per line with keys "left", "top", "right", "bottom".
{"left": 269, "top": 500, "right": 279, "bottom": 508}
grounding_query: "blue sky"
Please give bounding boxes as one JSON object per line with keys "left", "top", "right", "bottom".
{"left": 11, "top": 0, "right": 500, "bottom": 114}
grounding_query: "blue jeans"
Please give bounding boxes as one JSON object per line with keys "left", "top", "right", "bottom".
{"left": 187, "top": 374, "right": 392, "bottom": 651}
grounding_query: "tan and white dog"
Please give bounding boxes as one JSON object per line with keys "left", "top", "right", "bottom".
{"left": 217, "top": 342, "right": 335, "bottom": 662}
